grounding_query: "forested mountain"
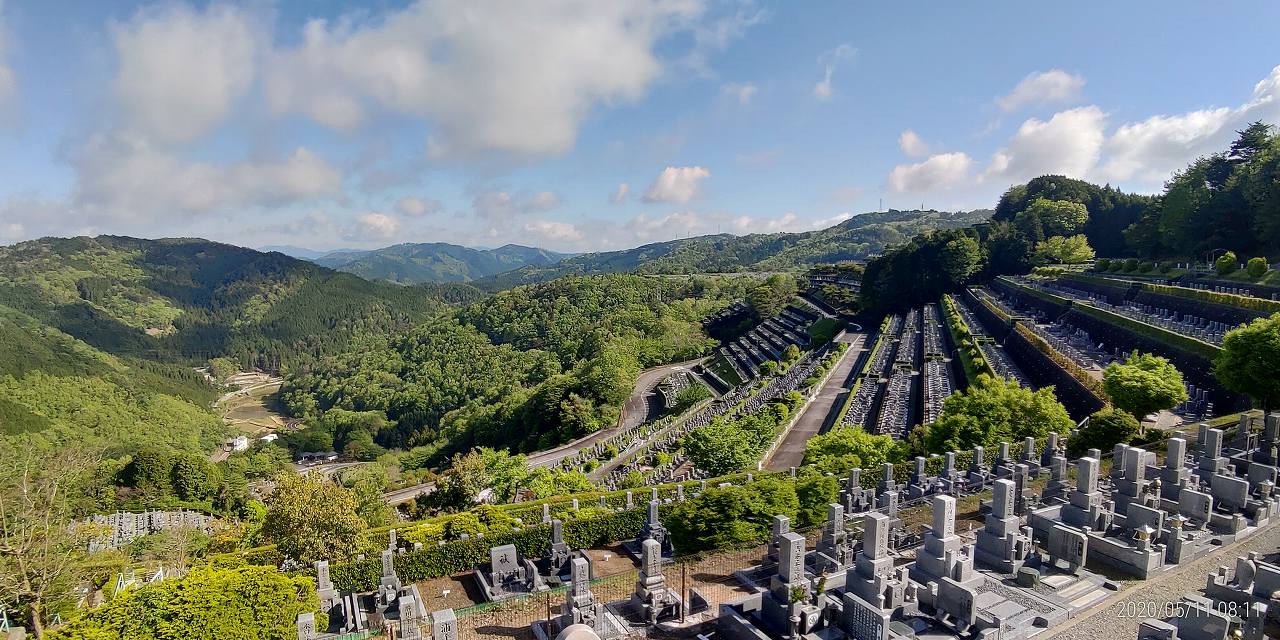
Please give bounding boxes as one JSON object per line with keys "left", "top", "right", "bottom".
{"left": 280, "top": 274, "right": 756, "bottom": 461}
{"left": 0, "top": 236, "right": 446, "bottom": 372}
{"left": 314, "top": 242, "right": 570, "bottom": 283}
{"left": 478, "top": 209, "right": 992, "bottom": 289}
{"left": 0, "top": 236, "right": 457, "bottom": 455}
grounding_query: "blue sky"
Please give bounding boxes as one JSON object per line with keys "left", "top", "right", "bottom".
{"left": 0, "top": 0, "right": 1278, "bottom": 252}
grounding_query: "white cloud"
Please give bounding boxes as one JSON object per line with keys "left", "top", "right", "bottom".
{"left": 983, "top": 106, "right": 1106, "bottom": 182}
{"left": 471, "top": 188, "right": 560, "bottom": 221}
{"left": 345, "top": 212, "right": 401, "bottom": 240}
{"left": 887, "top": 152, "right": 974, "bottom": 193}
{"left": 732, "top": 211, "right": 799, "bottom": 233}
{"left": 643, "top": 166, "right": 710, "bottom": 203}
{"left": 264, "top": 0, "right": 706, "bottom": 157}
{"left": 395, "top": 195, "right": 442, "bottom": 217}
{"left": 111, "top": 4, "right": 260, "bottom": 143}
{"left": 1098, "top": 65, "right": 1280, "bottom": 183}
{"left": 898, "top": 129, "right": 929, "bottom": 157}
{"left": 997, "top": 69, "right": 1085, "bottom": 112}
{"left": 609, "top": 183, "right": 630, "bottom": 204}
{"left": 812, "top": 43, "right": 855, "bottom": 101}
{"left": 720, "top": 82, "right": 757, "bottom": 105}
{"left": 810, "top": 212, "right": 853, "bottom": 230}
{"left": 70, "top": 133, "right": 342, "bottom": 220}
{"left": 523, "top": 219, "right": 583, "bottom": 243}
{"left": 625, "top": 210, "right": 707, "bottom": 241}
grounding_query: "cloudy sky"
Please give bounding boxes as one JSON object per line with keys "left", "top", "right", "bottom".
{"left": 0, "top": 1, "right": 1278, "bottom": 252}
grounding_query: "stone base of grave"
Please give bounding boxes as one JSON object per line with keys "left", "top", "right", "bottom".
{"left": 620, "top": 539, "right": 674, "bottom": 566}
{"left": 911, "top": 572, "right": 1069, "bottom": 640}
{"left": 530, "top": 606, "right": 629, "bottom": 640}
{"left": 472, "top": 566, "right": 550, "bottom": 603}
{"left": 1018, "top": 562, "right": 1115, "bottom": 616}
{"left": 1083, "top": 533, "right": 1168, "bottom": 579}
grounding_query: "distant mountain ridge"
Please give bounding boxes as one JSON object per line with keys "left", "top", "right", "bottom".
{"left": 477, "top": 208, "right": 993, "bottom": 289}
{"left": 312, "top": 242, "right": 571, "bottom": 284}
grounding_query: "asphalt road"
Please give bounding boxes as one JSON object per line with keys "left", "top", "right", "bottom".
{"left": 763, "top": 332, "right": 867, "bottom": 471}
{"left": 523, "top": 357, "right": 707, "bottom": 469}
{"left": 381, "top": 357, "right": 707, "bottom": 506}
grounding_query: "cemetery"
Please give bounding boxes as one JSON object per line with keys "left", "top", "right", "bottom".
{"left": 274, "top": 415, "right": 1280, "bottom": 640}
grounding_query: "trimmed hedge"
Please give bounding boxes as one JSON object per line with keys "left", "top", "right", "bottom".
{"left": 1139, "top": 282, "right": 1280, "bottom": 315}
{"left": 329, "top": 506, "right": 648, "bottom": 592}
{"left": 941, "top": 294, "right": 995, "bottom": 383}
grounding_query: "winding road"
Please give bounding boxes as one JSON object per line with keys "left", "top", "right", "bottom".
{"left": 379, "top": 357, "right": 709, "bottom": 505}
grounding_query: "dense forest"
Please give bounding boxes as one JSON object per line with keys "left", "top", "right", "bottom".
{"left": 479, "top": 209, "right": 992, "bottom": 289}
{"left": 281, "top": 274, "right": 758, "bottom": 460}
{"left": 313, "top": 242, "right": 569, "bottom": 284}
{"left": 0, "top": 236, "right": 448, "bottom": 372}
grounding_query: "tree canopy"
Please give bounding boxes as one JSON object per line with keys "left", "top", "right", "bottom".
{"left": 1215, "top": 313, "right": 1280, "bottom": 409}
{"left": 1033, "top": 235, "right": 1095, "bottom": 265}
{"left": 925, "top": 375, "right": 1073, "bottom": 453}
{"left": 803, "top": 427, "right": 907, "bottom": 475}
{"left": 260, "top": 473, "right": 367, "bottom": 563}
{"left": 1102, "top": 352, "right": 1188, "bottom": 421}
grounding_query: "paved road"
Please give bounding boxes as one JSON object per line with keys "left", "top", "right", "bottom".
{"left": 384, "top": 482, "right": 437, "bottom": 505}
{"left": 523, "top": 357, "right": 706, "bottom": 469}
{"left": 382, "top": 358, "right": 708, "bottom": 506}
{"left": 763, "top": 332, "right": 867, "bottom": 471}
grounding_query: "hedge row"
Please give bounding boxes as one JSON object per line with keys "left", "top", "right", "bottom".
{"left": 329, "top": 506, "right": 649, "bottom": 592}
{"left": 1011, "top": 322, "right": 1109, "bottom": 404}
{"left": 940, "top": 294, "right": 995, "bottom": 383}
{"left": 1139, "top": 282, "right": 1280, "bottom": 315}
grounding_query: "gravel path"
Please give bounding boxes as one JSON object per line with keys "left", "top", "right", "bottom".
{"left": 1042, "top": 524, "right": 1280, "bottom": 640}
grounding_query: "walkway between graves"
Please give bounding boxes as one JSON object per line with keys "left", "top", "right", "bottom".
{"left": 763, "top": 331, "right": 866, "bottom": 471}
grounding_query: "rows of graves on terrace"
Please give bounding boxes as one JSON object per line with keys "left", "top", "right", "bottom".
{"left": 716, "top": 303, "right": 823, "bottom": 382}
{"left": 1023, "top": 278, "right": 1233, "bottom": 346}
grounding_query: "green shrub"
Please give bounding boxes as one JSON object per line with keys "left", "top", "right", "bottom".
{"left": 1216, "top": 251, "right": 1238, "bottom": 275}
{"left": 1247, "top": 257, "right": 1269, "bottom": 279}
{"left": 1123, "top": 258, "right": 1139, "bottom": 271}
{"left": 1094, "top": 258, "right": 1111, "bottom": 271}
{"left": 1138, "top": 261, "right": 1154, "bottom": 273}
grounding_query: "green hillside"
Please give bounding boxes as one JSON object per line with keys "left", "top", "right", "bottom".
{"left": 0, "top": 236, "right": 446, "bottom": 372}
{"left": 478, "top": 209, "right": 992, "bottom": 289}
{"left": 315, "top": 242, "right": 569, "bottom": 284}
{"left": 0, "top": 235, "right": 458, "bottom": 456}
{"left": 281, "top": 274, "right": 754, "bottom": 460}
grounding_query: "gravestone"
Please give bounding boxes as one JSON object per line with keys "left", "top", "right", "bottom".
{"left": 1040, "top": 432, "right": 1060, "bottom": 468}
{"left": 1161, "top": 437, "right": 1190, "bottom": 501}
{"left": 546, "top": 519, "right": 572, "bottom": 577}
{"left": 765, "top": 515, "right": 790, "bottom": 564}
{"left": 975, "top": 478, "right": 1031, "bottom": 573}
{"left": 1046, "top": 523, "right": 1087, "bottom": 574}
{"left": 1199, "top": 428, "right": 1227, "bottom": 475}
{"left": 314, "top": 560, "right": 337, "bottom": 607}
{"left": 296, "top": 612, "right": 316, "bottom": 640}
{"left": 432, "top": 608, "right": 457, "bottom": 640}
{"left": 847, "top": 511, "right": 907, "bottom": 611}
{"left": 378, "top": 549, "right": 401, "bottom": 607}
{"left": 912, "top": 494, "right": 973, "bottom": 585}
{"left": 1043, "top": 456, "right": 1069, "bottom": 501}
{"left": 815, "top": 503, "right": 852, "bottom": 573}
{"left": 398, "top": 593, "right": 424, "bottom": 640}
{"left": 632, "top": 537, "right": 680, "bottom": 624}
